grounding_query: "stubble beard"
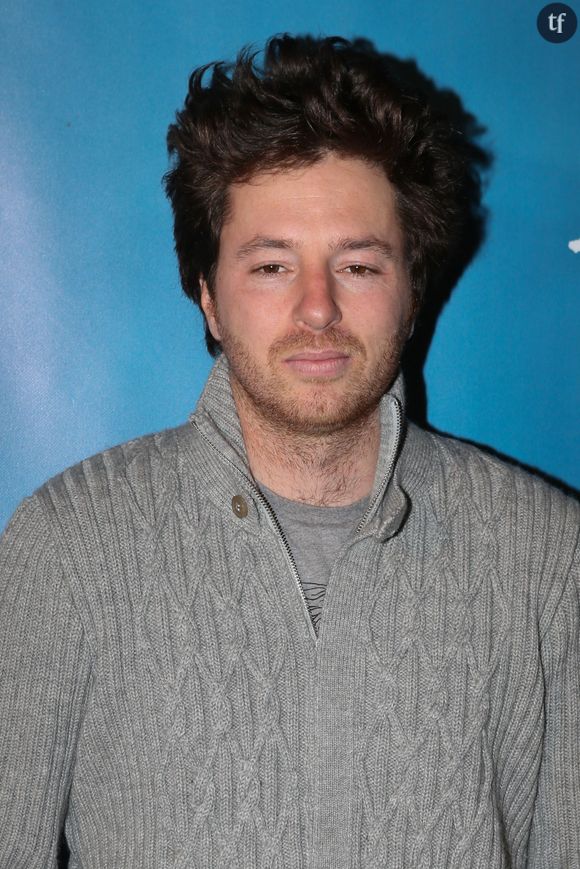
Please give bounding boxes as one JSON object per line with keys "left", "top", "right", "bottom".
{"left": 218, "top": 322, "right": 407, "bottom": 440}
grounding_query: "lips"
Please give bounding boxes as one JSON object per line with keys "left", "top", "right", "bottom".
{"left": 285, "top": 349, "right": 349, "bottom": 362}
{"left": 283, "top": 349, "right": 351, "bottom": 377}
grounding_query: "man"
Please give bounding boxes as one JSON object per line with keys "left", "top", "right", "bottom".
{"left": 0, "top": 35, "right": 578, "bottom": 868}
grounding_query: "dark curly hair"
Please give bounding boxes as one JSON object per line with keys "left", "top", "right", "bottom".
{"left": 164, "top": 34, "right": 476, "bottom": 357}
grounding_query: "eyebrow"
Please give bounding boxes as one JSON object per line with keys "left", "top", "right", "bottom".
{"left": 235, "top": 235, "right": 398, "bottom": 260}
{"left": 333, "top": 236, "right": 398, "bottom": 260}
{"left": 235, "top": 236, "right": 297, "bottom": 259}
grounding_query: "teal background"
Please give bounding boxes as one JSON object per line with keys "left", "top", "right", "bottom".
{"left": 1, "top": 0, "right": 579, "bottom": 529}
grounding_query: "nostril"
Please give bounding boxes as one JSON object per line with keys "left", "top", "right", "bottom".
{"left": 293, "top": 285, "right": 341, "bottom": 331}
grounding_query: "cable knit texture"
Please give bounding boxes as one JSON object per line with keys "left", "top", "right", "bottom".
{"left": 0, "top": 355, "right": 578, "bottom": 868}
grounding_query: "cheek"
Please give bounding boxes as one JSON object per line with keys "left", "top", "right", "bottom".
{"left": 234, "top": 293, "right": 286, "bottom": 336}
{"left": 350, "top": 294, "right": 408, "bottom": 339}
{"left": 376, "top": 280, "right": 413, "bottom": 333}
{"left": 216, "top": 288, "right": 280, "bottom": 353}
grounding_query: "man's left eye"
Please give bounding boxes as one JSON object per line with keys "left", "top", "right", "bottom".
{"left": 343, "top": 264, "right": 376, "bottom": 276}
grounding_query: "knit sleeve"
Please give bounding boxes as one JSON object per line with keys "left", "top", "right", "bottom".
{"left": 528, "top": 538, "right": 580, "bottom": 866}
{"left": 0, "top": 495, "right": 92, "bottom": 868}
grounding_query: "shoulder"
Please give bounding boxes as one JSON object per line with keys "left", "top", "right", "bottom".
{"left": 401, "top": 423, "right": 579, "bottom": 620}
{"left": 23, "top": 419, "right": 203, "bottom": 537}
{"left": 1, "top": 419, "right": 208, "bottom": 609}
{"left": 402, "top": 421, "right": 579, "bottom": 525}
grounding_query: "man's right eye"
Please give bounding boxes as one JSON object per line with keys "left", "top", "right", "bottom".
{"left": 254, "top": 264, "right": 285, "bottom": 275}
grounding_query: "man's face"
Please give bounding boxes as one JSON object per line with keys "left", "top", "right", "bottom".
{"left": 201, "top": 153, "right": 413, "bottom": 435}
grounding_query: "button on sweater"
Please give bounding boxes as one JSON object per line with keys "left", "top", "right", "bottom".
{"left": 0, "top": 355, "right": 579, "bottom": 867}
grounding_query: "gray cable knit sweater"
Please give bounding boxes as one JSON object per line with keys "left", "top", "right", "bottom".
{"left": 1, "top": 356, "right": 579, "bottom": 868}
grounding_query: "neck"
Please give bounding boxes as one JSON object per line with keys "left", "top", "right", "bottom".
{"left": 231, "top": 378, "right": 380, "bottom": 507}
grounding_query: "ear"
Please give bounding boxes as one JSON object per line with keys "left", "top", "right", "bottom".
{"left": 200, "top": 279, "right": 222, "bottom": 341}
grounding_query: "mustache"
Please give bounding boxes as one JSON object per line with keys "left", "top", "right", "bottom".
{"left": 269, "top": 327, "right": 365, "bottom": 357}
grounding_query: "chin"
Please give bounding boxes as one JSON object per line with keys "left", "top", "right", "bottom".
{"left": 227, "top": 343, "right": 399, "bottom": 435}
{"left": 263, "top": 387, "right": 381, "bottom": 436}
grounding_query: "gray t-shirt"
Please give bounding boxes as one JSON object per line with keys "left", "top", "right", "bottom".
{"left": 258, "top": 482, "right": 369, "bottom": 635}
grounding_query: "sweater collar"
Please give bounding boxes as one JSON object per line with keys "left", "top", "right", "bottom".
{"left": 190, "top": 354, "right": 409, "bottom": 541}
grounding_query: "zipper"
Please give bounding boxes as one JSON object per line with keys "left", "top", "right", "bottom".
{"left": 191, "top": 421, "right": 317, "bottom": 644}
{"left": 252, "top": 488, "right": 317, "bottom": 642}
{"left": 355, "top": 397, "right": 402, "bottom": 535}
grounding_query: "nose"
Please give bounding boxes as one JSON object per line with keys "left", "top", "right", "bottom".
{"left": 292, "top": 268, "right": 341, "bottom": 332}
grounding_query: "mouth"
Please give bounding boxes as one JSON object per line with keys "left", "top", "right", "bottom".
{"left": 283, "top": 349, "right": 351, "bottom": 377}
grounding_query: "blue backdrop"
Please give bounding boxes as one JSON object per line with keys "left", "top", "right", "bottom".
{"left": 1, "top": 0, "right": 579, "bottom": 529}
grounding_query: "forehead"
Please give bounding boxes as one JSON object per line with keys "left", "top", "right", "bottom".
{"left": 222, "top": 154, "right": 402, "bottom": 244}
